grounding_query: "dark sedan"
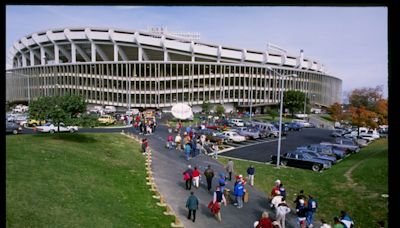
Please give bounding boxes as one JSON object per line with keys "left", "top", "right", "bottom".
{"left": 271, "top": 151, "right": 331, "bottom": 172}
{"left": 6, "top": 121, "right": 22, "bottom": 135}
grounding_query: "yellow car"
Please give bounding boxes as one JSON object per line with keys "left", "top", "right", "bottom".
{"left": 98, "top": 115, "right": 116, "bottom": 125}
{"left": 28, "top": 119, "right": 46, "bottom": 126}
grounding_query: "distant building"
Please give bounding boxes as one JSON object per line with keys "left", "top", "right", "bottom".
{"left": 6, "top": 27, "right": 342, "bottom": 112}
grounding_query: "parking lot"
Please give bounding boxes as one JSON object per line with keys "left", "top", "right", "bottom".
{"left": 220, "top": 128, "right": 333, "bottom": 163}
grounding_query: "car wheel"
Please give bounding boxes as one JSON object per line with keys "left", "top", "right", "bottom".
{"left": 312, "top": 164, "right": 321, "bottom": 172}
{"left": 280, "top": 160, "right": 288, "bottom": 166}
{"left": 70, "top": 129, "right": 75, "bottom": 133}
{"left": 12, "top": 129, "right": 18, "bottom": 135}
{"left": 50, "top": 129, "right": 55, "bottom": 134}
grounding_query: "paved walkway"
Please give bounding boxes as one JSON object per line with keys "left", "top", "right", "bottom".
{"left": 128, "top": 124, "right": 301, "bottom": 228}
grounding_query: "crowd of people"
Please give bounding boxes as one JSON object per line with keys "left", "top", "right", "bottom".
{"left": 137, "top": 115, "right": 357, "bottom": 227}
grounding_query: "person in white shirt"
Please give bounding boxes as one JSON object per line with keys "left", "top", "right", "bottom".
{"left": 276, "top": 198, "right": 291, "bottom": 228}
{"left": 270, "top": 190, "right": 283, "bottom": 209}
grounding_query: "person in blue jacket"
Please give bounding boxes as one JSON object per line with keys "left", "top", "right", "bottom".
{"left": 246, "top": 165, "right": 255, "bottom": 186}
{"left": 184, "top": 143, "right": 192, "bottom": 161}
{"left": 306, "top": 194, "right": 318, "bottom": 227}
{"left": 218, "top": 173, "right": 227, "bottom": 193}
{"left": 233, "top": 179, "right": 245, "bottom": 208}
{"left": 186, "top": 191, "right": 199, "bottom": 223}
{"left": 339, "top": 210, "right": 354, "bottom": 228}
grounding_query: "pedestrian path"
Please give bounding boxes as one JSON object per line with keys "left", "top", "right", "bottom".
{"left": 128, "top": 125, "right": 300, "bottom": 228}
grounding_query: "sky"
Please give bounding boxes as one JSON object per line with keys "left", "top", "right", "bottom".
{"left": 6, "top": 5, "right": 388, "bottom": 99}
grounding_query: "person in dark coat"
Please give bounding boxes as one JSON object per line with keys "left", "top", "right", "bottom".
{"left": 204, "top": 165, "right": 215, "bottom": 192}
{"left": 186, "top": 191, "right": 199, "bottom": 222}
{"left": 184, "top": 165, "right": 193, "bottom": 190}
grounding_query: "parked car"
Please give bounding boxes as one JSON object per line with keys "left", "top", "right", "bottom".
{"left": 196, "top": 129, "right": 230, "bottom": 144}
{"left": 271, "top": 122, "right": 289, "bottom": 136}
{"left": 103, "top": 105, "right": 117, "bottom": 114}
{"left": 231, "top": 126, "right": 261, "bottom": 139}
{"left": 230, "top": 118, "right": 244, "bottom": 127}
{"left": 6, "top": 121, "right": 22, "bottom": 134}
{"left": 250, "top": 121, "right": 280, "bottom": 138}
{"left": 35, "top": 123, "right": 78, "bottom": 134}
{"left": 335, "top": 138, "right": 364, "bottom": 151}
{"left": 331, "top": 129, "right": 346, "bottom": 137}
{"left": 296, "top": 149, "right": 337, "bottom": 165}
{"left": 286, "top": 122, "right": 302, "bottom": 131}
{"left": 271, "top": 151, "right": 332, "bottom": 172}
{"left": 221, "top": 131, "right": 247, "bottom": 143}
{"left": 297, "top": 144, "right": 346, "bottom": 159}
{"left": 28, "top": 119, "right": 47, "bottom": 127}
{"left": 320, "top": 141, "right": 360, "bottom": 154}
{"left": 98, "top": 115, "right": 116, "bottom": 125}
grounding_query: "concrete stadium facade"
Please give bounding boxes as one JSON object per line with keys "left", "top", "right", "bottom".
{"left": 6, "top": 27, "right": 342, "bottom": 112}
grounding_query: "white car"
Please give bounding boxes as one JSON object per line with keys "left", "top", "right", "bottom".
{"left": 221, "top": 131, "right": 246, "bottom": 143}
{"left": 36, "top": 123, "right": 78, "bottom": 134}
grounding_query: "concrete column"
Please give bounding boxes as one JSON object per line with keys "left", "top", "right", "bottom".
{"left": 71, "top": 43, "right": 76, "bottom": 63}
{"left": 22, "top": 54, "right": 27, "bottom": 67}
{"left": 40, "top": 47, "right": 45, "bottom": 65}
{"left": 30, "top": 51, "right": 35, "bottom": 66}
{"left": 91, "top": 43, "right": 96, "bottom": 62}
{"left": 163, "top": 50, "right": 168, "bottom": 61}
{"left": 54, "top": 45, "right": 59, "bottom": 64}
{"left": 17, "top": 57, "right": 21, "bottom": 67}
{"left": 138, "top": 46, "right": 143, "bottom": 61}
{"left": 114, "top": 44, "right": 118, "bottom": 62}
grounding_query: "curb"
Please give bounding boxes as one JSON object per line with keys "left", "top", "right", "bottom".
{"left": 120, "top": 130, "right": 184, "bottom": 228}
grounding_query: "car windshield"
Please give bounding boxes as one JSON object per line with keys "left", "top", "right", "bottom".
{"left": 302, "top": 153, "right": 313, "bottom": 159}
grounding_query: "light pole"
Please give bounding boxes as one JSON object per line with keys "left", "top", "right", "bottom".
{"left": 303, "top": 92, "right": 307, "bottom": 120}
{"left": 266, "top": 66, "right": 297, "bottom": 168}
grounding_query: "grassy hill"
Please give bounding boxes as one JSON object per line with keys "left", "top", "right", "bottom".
{"left": 219, "top": 138, "right": 388, "bottom": 227}
{"left": 6, "top": 133, "right": 174, "bottom": 227}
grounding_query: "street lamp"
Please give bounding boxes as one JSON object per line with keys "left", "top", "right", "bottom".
{"left": 266, "top": 66, "right": 297, "bottom": 168}
{"left": 303, "top": 93, "right": 315, "bottom": 120}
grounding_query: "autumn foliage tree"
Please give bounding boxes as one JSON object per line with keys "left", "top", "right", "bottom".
{"left": 328, "top": 102, "right": 343, "bottom": 122}
{"left": 347, "top": 85, "right": 387, "bottom": 130}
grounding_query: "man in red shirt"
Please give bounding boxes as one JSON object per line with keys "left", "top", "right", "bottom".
{"left": 255, "top": 211, "right": 273, "bottom": 228}
{"left": 192, "top": 167, "right": 201, "bottom": 189}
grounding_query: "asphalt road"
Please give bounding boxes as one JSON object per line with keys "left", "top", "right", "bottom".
{"left": 220, "top": 128, "right": 334, "bottom": 163}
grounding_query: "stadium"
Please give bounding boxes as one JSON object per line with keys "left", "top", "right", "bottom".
{"left": 6, "top": 27, "right": 342, "bottom": 113}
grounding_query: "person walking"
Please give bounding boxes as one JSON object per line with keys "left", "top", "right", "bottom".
{"left": 212, "top": 186, "right": 227, "bottom": 222}
{"left": 279, "top": 183, "right": 286, "bottom": 198}
{"left": 218, "top": 173, "right": 227, "bottom": 193}
{"left": 184, "top": 165, "right": 193, "bottom": 190}
{"left": 185, "top": 191, "right": 199, "bottom": 223}
{"left": 254, "top": 211, "right": 273, "bottom": 228}
{"left": 141, "top": 138, "right": 148, "bottom": 155}
{"left": 175, "top": 134, "right": 182, "bottom": 151}
{"left": 276, "top": 198, "right": 291, "bottom": 228}
{"left": 226, "top": 159, "right": 234, "bottom": 181}
{"left": 270, "top": 190, "right": 283, "bottom": 210}
{"left": 167, "top": 134, "right": 174, "bottom": 150}
{"left": 233, "top": 178, "right": 244, "bottom": 208}
{"left": 212, "top": 143, "right": 219, "bottom": 159}
{"left": 296, "top": 199, "right": 307, "bottom": 228}
{"left": 204, "top": 165, "right": 215, "bottom": 192}
{"left": 184, "top": 143, "right": 192, "bottom": 161}
{"left": 339, "top": 210, "right": 354, "bottom": 228}
{"left": 192, "top": 167, "right": 200, "bottom": 189}
{"left": 246, "top": 165, "right": 255, "bottom": 186}
{"left": 306, "top": 194, "right": 318, "bottom": 227}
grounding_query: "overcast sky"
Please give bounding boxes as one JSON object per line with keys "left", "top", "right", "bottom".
{"left": 6, "top": 5, "right": 388, "bottom": 99}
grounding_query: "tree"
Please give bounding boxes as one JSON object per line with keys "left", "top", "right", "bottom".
{"left": 328, "top": 102, "right": 343, "bottom": 122}
{"left": 347, "top": 86, "right": 387, "bottom": 128}
{"left": 215, "top": 104, "right": 225, "bottom": 116}
{"left": 283, "top": 90, "right": 306, "bottom": 116}
{"left": 201, "top": 100, "right": 211, "bottom": 114}
{"left": 29, "top": 94, "right": 87, "bottom": 133}
{"left": 266, "top": 107, "right": 279, "bottom": 121}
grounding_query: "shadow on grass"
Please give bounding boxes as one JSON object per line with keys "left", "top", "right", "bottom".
{"left": 33, "top": 133, "right": 98, "bottom": 143}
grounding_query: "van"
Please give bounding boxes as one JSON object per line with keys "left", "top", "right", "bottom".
{"left": 230, "top": 119, "right": 244, "bottom": 127}
{"left": 292, "top": 119, "right": 311, "bottom": 128}
{"left": 251, "top": 121, "right": 279, "bottom": 138}
{"left": 104, "top": 106, "right": 116, "bottom": 114}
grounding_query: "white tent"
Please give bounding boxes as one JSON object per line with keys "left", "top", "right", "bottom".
{"left": 171, "top": 103, "right": 194, "bottom": 120}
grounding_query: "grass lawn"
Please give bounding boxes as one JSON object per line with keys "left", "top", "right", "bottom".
{"left": 6, "top": 133, "right": 174, "bottom": 227}
{"left": 219, "top": 138, "right": 388, "bottom": 227}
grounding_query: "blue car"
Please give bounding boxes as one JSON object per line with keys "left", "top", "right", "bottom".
{"left": 296, "top": 149, "right": 337, "bottom": 165}
{"left": 286, "top": 122, "right": 302, "bottom": 131}
{"left": 298, "top": 144, "right": 346, "bottom": 159}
